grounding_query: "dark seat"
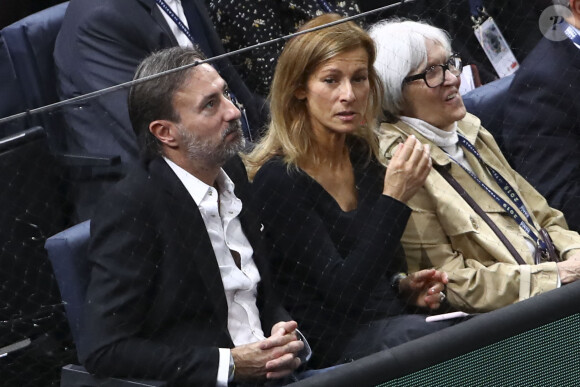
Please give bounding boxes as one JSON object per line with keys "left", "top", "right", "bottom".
{"left": 0, "top": 2, "right": 68, "bottom": 149}
{"left": 462, "top": 74, "right": 515, "bottom": 150}
{"left": 45, "top": 221, "right": 165, "bottom": 387}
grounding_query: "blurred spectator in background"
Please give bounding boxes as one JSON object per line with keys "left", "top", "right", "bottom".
{"left": 205, "top": 0, "right": 361, "bottom": 97}
{"left": 54, "top": 0, "right": 267, "bottom": 221}
{"left": 362, "top": 0, "right": 548, "bottom": 84}
{"left": 371, "top": 19, "right": 580, "bottom": 313}
{"left": 502, "top": 0, "right": 580, "bottom": 232}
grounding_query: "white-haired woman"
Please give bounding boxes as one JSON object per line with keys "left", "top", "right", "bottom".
{"left": 369, "top": 19, "right": 580, "bottom": 313}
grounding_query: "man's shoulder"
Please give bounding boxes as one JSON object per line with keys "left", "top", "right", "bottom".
{"left": 97, "top": 158, "right": 167, "bottom": 210}
{"left": 516, "top": 37, "right": 577, "bottom": 80}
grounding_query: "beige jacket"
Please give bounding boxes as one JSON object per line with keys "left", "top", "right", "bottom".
{"left": 379, "top": 113, "right": 580, "bottom": 312}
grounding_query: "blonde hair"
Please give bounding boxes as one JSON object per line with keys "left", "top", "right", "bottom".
{"left": 245, "top": 13, "right": 384, "bottom": 180}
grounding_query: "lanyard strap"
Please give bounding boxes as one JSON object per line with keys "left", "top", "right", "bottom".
{"left": 156, "top": 0, "right": 252, "bottom": 136}
{"left": 448, "top": 135, "right": 547, "bottom": 253}
{"left": 435, "top": 165, "right": 527, "bottom": 265}
{"left": 562, "top": 22, "right": 580, "bottom": 49}
{"left": 316, "top": 0, "right": 333, "bottom": 13}
{"left": 156, "top": 0, "right": 196, "bottom": 44}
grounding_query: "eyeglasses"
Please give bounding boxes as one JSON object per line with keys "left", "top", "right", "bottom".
{"left": 403, "top": 55, "right": 463, "bottom": 88}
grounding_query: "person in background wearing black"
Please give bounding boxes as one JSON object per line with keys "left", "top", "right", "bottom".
{"left": 502, "top": 0, "right": 580, "bottom": 232}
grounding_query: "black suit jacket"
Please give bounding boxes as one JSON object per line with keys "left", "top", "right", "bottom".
{"left": 54, "top": 0, "right": 267, "bottom": 174}
{"left": 79, "top": 155, "right": 289, "bottom": 385}
{"left": 502, "top": 35, "right": 580, "bottom": 231}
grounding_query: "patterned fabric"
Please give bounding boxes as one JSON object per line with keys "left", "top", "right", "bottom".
{"left": 205, "top": 0, "right": 360, "bottom": 96}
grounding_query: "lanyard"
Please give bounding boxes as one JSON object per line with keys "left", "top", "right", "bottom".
{"left": 446, "top": 135, "right": 547, "bottom": 253}
{"left": 316, "top": 0, "right": 333, "bottom": 13}
{"left": 562, "top": 22, "right": 580, "bottom": 49}
{"left": 156, "top": 0, "right": 251, "bottom": 136}
{"left": 156, "top": 0, "right": 196, "bottom": 44}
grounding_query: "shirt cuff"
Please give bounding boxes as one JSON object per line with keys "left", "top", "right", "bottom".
{"left": 217, "top": 348, "right": 230, "bottom": 387}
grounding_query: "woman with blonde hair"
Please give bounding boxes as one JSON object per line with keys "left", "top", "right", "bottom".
{"left": 246, "top": 14, "right": 453, "bottom": 369}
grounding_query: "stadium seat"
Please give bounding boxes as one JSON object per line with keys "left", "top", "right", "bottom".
{"left": 45, "top": 221, "right": 165, "bottom": 386}
{"left": 0, "top": 2, "right": 68, "bottom": 149}
{"left": 462, "top": 74, "right": 515, "bottom": 150}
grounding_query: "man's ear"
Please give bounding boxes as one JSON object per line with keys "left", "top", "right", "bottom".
{"left": 149, "top": 120, "right": 179, "bottom": 148}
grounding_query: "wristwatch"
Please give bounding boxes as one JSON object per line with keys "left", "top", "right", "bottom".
{"left": 228, "top": 353, "right": 235, "bottom": 382}
{"left": 390, "top": 272, "right": 408, "bottom": 294}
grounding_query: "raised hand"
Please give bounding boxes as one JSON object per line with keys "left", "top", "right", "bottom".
{"left": 383, "top": 135, "right": 431, "bottom": 203}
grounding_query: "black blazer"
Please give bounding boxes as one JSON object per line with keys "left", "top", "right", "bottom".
{"left": 79, "top": 155, "right": 289, "bottom": 385}
{"left": 54, "top": 0, "right": 267, "bottom": 170}
{"left": 502, "top": 35, "right": 580, "bottom": 231}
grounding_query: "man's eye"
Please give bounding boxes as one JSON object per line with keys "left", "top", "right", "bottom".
{"left": 353, "top": 75, "right": 368, "bottom": 83}
{"left": 323, "top": 78, "right": 336, "bottom": 84}
{"left": 223, "top": 89, "right": 232, "bottom": 100}
{"left": 205, "top": 100, "right": 215, "bottom": 109}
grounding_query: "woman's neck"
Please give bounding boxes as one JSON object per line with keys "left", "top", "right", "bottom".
{"left": 303, "top": 125, "right": 349, "bottom": 168}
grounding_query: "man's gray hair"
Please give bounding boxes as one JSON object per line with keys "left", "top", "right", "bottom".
{"left": 368, "top": 19, "right": 452, "bottom": 120}
{"left": 128, "top": 46, "right": 206, "bottom": 160}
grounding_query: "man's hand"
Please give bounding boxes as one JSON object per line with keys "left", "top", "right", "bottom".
{"left": 399, "top": 269, "right": 448, "bottom": 309}
{"left": 557, "top": 253, "right": 580, "bottom": 284}
{"left": 231, "top": 321, "right": 303, "bottom": 382}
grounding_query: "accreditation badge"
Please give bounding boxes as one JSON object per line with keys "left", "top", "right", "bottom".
{"left": 474, "top": 17, "right": 519, "bottom": 78}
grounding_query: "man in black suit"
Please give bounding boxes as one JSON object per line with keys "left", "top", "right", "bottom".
{"left": 54, "top": 0, "right": 267, "bottom": 221}
{"left": 79, "top": 46, "right": 306, "bottom": 386}
{"left": 502, "top": 0, "right": 580, "bottom": 231}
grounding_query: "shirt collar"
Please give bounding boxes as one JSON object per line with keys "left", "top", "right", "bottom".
{"left": 163, "top": 157, "right": 236, "bottom": 206}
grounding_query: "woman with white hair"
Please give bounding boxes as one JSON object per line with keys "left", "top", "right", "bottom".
{"left": 369, "top": 19, "right": 580, "bottom": 313}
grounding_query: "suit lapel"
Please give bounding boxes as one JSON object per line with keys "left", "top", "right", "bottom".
{"left": 136, "top": 0, "right": 179, "bottom": 46}
{"left": 148, "top": 157, "right": 229, "bottom": 318}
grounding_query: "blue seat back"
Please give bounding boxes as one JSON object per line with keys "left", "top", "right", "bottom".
{"left": 463, "top": 74, "right": 515, "bottom": 145}
{"left": 44, "top": 220, "right": 91, "bottom": 349}
{"left": 0, "top": 2, "right": 68, "bottom": 149}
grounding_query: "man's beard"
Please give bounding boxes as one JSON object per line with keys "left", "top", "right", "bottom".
{"left": 177, "top": 120, "right": 245, "bottom": 166}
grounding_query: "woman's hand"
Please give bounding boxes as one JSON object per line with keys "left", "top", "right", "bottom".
{"left": 399, "top": 269, "right": 448, "bottom": 310}
{"left": 383, "top": 135, "right": 431, "bottom": 202}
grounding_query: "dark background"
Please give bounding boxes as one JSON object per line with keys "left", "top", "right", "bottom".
{"left": 1, "top": 0, "right": 66, "bottom": 29}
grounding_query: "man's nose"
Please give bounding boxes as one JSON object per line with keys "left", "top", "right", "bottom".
{"left": 224, "top": 96, "right": 242, "bottom": 121}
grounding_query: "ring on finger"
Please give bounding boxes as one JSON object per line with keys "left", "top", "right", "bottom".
{"left": 439, "top": 292, "right": 446, "bottom": 303}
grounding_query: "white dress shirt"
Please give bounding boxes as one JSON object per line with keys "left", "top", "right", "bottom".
{"left": 164, "top": 158, "right": 265, "bottom": 386}
{"left": 157, "top": 0, "right": 194, "bottom": 48}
